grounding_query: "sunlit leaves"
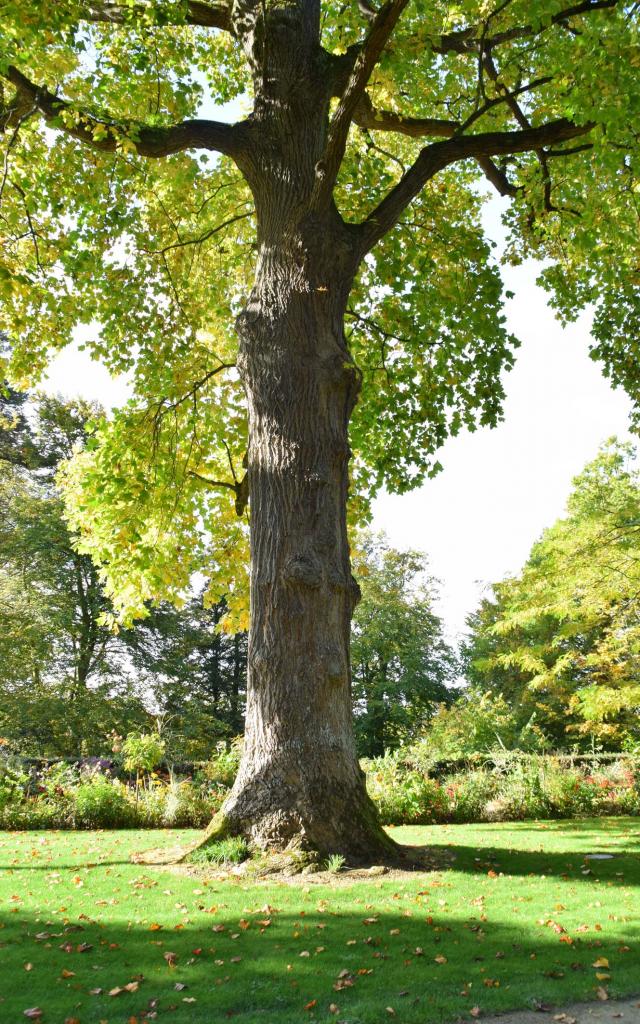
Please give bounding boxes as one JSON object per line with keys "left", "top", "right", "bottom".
{"left": 466, "top": 440, "right": 640, "bottom": 745}
{"left": 0, "top": 0, "right": 638, "bottom": 624}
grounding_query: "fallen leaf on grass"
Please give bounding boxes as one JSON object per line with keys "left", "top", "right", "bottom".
{"left": 592, "top": 958, "right": 609, "bottom": 969}
{"left": 23, "top": 1011, "right": 43, "bottom": 1020}
{"left": 304, "top": 1000, "right": 317, "bottom": 1010}
{"left": 434, "top": 955, "right": 448, "bottom": 964}
{"left": 470, "top": 1007, "right": 481, "bottom": 1018}
{"left": 596, "top": 987, "right": 609, "bottom": 1001}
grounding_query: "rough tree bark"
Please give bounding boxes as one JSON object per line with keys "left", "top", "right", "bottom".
{"left": 189, "top": 10, "right": 396, "bottom": 863}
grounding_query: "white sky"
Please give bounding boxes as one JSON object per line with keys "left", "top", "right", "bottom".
{"left": 42, "top": 202, "right": 634, "bottom": 645}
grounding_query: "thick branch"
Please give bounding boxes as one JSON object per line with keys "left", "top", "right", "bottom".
{"left": 352, "top": 93, "right": 458, "bottom": 138}
{"left": 357, "top": 118, "right": 593, "bottom": 253}
{"left": 314, "top": 0, "right": 410, "bottom": 203}
{"left": 84, "top": 1, "right": 231, "bottom": 29}
{"left": 4, "top": 66, "right": 244, "bottom": 159}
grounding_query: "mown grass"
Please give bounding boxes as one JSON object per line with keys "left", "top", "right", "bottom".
{"left": 0, "top": 818, "right": 638, "bottom": 1024}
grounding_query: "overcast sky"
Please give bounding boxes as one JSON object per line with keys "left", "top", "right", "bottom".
{"left": 42, "top": 199, "right": 634, "bottom": 643}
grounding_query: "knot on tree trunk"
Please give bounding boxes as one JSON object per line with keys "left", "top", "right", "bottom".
{"left": 283, "top": 553, "right": 323, "bottom": 588}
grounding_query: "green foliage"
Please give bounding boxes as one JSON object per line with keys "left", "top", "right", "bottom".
{"left": 409, "top": 688, "right": 545, "bottom": 767}
{"left": 122, "top": 732, "right": 166, "bottom": 774}
{"left": 365, "top": 750, "right": 640, "bottom": 825}
{"left": 351, "top": 534, "right": 457, "bottom": 756}
{"left": 323, "top": 853, "right": 347, "bottom": 873}
{"left": 0, "top": 0, "right": 636, "bottom": 622}
{"left": 0, "top": 760, "right": 226, "bottom": 830}
{"left": 0, "top": 392, "right": 129, "bottom": 692}
{"left": 0, "top": 683, "right": 152, "bottom": 758}
{"left": 464, "top": 440, "right": 640, "bottom": 747}
{"left": 0, "top": 751, "right": 638, "bottom": 829}
{"left": 365, "top": 753, "right": 450, "bottom": 824}
{"left": 124, "top": 594, "right": 247, "bottom": 759}
{"left": 188, "top": 835, "right": 249, "bottom": 866}
{"left": 73, "top": 774, "right": 133, "bottom": 828}
{"left": 201, "top": 737, "right": 243, "bottom": 788}
{"left": 0, "top": 390, "right": 248, "bottom": 758}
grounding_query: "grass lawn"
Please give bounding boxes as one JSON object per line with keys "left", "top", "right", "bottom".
{"left": 0, "top": 819, "right": 638, "bottom": 1024}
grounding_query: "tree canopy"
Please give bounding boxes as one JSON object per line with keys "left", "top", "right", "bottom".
{"left": 464, "top": 440, "right": 640, "bottom": 749}
{"left": 0, "top": 0, "right": 637, "bottom": 624}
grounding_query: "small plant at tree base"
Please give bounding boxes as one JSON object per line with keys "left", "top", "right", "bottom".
{"left": 323, "top": 853, "right": 346, "bottom": 874}
{"left": 188, "top": 836, "right": 249, "bottom": 866}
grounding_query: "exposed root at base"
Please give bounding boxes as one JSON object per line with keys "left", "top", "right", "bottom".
{"left": 130, "top": 811, "right": 232, "bottom": 866}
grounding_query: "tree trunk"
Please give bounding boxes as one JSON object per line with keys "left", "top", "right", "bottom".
{"left": 196, "top": 13, "right": 396, "bottom": 864}
{"left": 208, "top": 230, "right": 390, "bottom": 861}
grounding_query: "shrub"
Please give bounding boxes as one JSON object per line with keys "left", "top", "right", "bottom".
{"left": 446, "top": 769, "right": 497, "bottom": 823}
{"left": 161, "top": 779, "right": 221, "bottom": 828}
{"left": 408, "top": 689, "right": 545, "bottom": 767}
{"left": 73, "top": 775, "right": 133, "bottom": 828}
{"left": 122, "top": 733, "right": 166, "bottom": 775}
{"left": 202, "top": 738, "right": 243, "bottom": 787}
{"left": 364, "top": 753, "right": 449, "bottom": 824}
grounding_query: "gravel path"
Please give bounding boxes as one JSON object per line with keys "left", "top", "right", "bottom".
{"left": 473, "top": 996, "right": 640, "bottom": 1024}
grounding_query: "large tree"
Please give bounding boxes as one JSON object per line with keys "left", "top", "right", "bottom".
{"left": 1, "top": 0, "right": 638, "bottom": 860}
{"left": 125, "top": 590, "right": 247, "bottom": 758}
{"left": 351, "top": 535, "right": 456, "bottom": 757}
{"left": 0, "top": 390, "right": 122, "bottom": 694}
{"left": 463, "top": 441, "right": 640, "bottom": 750}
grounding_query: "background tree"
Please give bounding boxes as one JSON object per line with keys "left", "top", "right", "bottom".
{"left": 0, "top": 393, "right": 124, "bottom": 693}
{"left": 351, "top": 535, "right": 456, "bottom": 757}
{"left": 0, "top": 389, "right": 249, "bottom": 757}
{"left": 1, "top": 0, "right": 638, "bottom": 859}
{"left": 464, "top": 441, "right": 640, "bottom": 749}
{"left": 125, "top": 591, "right": 247, "bottom": 760}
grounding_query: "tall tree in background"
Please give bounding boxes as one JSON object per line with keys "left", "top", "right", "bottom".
{"left": 0, "top": 390, "right": 248, "bottom": 755}
{"left": 1, "top": 0, "right": 639, "bottom": 858}
{"left": 464, "top": 441, "right": 640, "bottom": 749}
{"left": 125, "top": 591, "right": 247, "bottom": 759}
{"left": 0, "top": 391, "right": 121, "bottom": 693}
{"left": 351, "top": 536, "right": 456, "bottom": 757}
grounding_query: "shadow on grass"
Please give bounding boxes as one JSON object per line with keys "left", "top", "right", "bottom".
{"left": 0, "top": 859, "right": 134, "bottom": 871}
{"left": 0, "top": 904, "right": 638, "bottom": 1024}
{"left": 420, "top": 842, "right": 640, "bottom": 881}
